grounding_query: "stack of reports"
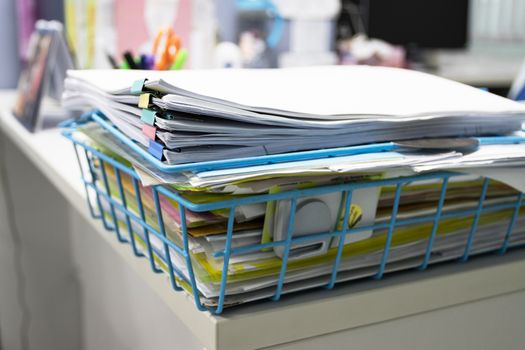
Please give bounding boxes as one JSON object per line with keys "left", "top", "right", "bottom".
{"left": 63, "top": 66, "right": 525, "bottom": 164}
{"left": 63, "top": 66, "right": 525, "bottom": 309}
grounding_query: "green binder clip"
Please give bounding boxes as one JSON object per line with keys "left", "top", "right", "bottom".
{"left": 130, "top": 78, "right": 147, "bottom": 94}
{"left": 140, "top": 109, "right": 156, "bottom": 125}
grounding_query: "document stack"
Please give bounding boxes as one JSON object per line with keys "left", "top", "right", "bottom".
{"left": 63, "top": 66, "right": 525, "bottom": 312}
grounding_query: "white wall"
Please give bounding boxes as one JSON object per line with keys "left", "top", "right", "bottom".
{"left": 470, "top": 0, "right": 525, "bottom": 43}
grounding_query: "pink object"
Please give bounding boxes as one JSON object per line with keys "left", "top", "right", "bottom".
{"left": 16, "top": 0, "right": 36, "bottom": 60}
{"left": 115, "top": 0, "right": 148, "bottom": 56}
{"left": 139, "top": 185, "right": 220, "bottom": 227}
{"left": 174, "top": 0, "right": 191, "bottom": 48}
{"left": 142, "top": 124, "right": 156, "bottom": 140}
{"left": 114, "top": 0, "right": 191, "bottom": 59}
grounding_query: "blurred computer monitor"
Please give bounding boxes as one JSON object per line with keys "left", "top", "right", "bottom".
{"left": 365, "top": 0, "right": 469, "bottom": 49}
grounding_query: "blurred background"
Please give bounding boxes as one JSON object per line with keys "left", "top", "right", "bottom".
{"left": 0, "top": 2, "right": 525, "bottom": 350}
{"left": 1, "top": 0, "right": 525, "bottom": 94}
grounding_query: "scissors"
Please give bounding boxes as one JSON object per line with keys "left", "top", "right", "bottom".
{"left": 152, "top": 27, "right": 181, "bottom": 70}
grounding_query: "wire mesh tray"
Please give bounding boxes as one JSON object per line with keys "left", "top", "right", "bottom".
{"left": 63, "top": 120, "right": 525, "bottom": 314}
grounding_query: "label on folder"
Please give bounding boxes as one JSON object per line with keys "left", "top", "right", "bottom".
{"left": 140, "top": 109, "right": 156, "bottom": 125}
{"left": 148, "top": 140, "right": 164, "bottom": 160}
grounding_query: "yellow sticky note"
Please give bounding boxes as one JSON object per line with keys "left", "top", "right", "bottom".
{"left": 138, "top": 93, "right": 151, "bottom": 108}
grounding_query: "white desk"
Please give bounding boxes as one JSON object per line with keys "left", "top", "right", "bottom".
{"left": 1, "top": 90, "right": 525, "bottom": 350}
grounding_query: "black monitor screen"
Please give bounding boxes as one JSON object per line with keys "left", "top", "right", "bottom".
{"left": 366, "top": 0, "right": 469, "bottom": 49}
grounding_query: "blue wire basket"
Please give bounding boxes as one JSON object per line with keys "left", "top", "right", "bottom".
{"left": 62, "top": 114, "right": 525, "bottom": 314}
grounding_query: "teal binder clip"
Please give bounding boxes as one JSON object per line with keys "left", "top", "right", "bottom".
{"left": 141, "top": 109, "right": 156, "bottom": 125}
{"left": 130, "top": 78, "right": 147, "bottom": 94}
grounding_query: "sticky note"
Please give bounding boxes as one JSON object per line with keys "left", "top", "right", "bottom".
{"left": 142, "top": 124, "right": 156, "bottom": 140}
{"left": 148, "top": 140, "right": 164, "bottom": 160}
{"left": 138, "top": 93, "right": 151, "bottom": 108}
{"left": 140, "top": 109, "right": 156, "bottom": 125}
{"left": 130, "top": 79, "right": 146, "bottom": 94}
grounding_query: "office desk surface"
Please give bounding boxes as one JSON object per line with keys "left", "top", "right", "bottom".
{"left": 2, "top": 91, "right": 525, "bottom": 350}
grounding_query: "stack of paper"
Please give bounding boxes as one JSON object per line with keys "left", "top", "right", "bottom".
{"left": 63, "top": 65, "right": 525, "bottom": 309}
{"left": 97, "top": 164, "right": 525, "bottom": 308}
{"left": 63, "top": 66, "right": 525, "bottom": 164}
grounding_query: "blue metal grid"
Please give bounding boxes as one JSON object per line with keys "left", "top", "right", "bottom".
{"left": 62, "top": 115, "right": 525, "bottom": 314}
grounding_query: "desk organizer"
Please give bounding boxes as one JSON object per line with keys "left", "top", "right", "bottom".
{"left": 63, "top": 115, "right": 525, "bottom": 314}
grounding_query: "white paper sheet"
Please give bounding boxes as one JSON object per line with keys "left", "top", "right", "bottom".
{"left": 67, "top": 65, "right": 525, "bottom": 117}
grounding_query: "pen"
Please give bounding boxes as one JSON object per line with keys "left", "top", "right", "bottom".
{"left": 141, "top": 54, "right": 155, "bottom": 70}
{"left": 106, "top": 53, "right": 119, "bottom": 69}
{"left": 123, "top": 51, "right": 139, "bottom": 69}
{"left": 170, "top": 48, "right": 188, "bottom": 70}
